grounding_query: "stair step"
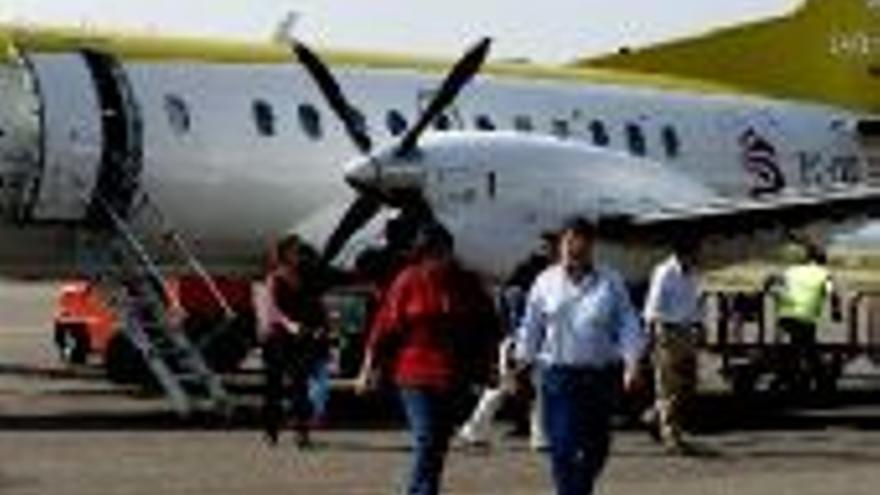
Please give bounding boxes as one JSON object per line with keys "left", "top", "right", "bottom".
{"left": 76, "top": 195, "right": 232, "bottom": 418}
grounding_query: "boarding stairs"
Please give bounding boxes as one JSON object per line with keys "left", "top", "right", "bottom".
{"left": 78, "top": 192, "right": 234, "bottom": 419}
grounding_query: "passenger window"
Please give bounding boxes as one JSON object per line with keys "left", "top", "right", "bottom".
{"left": 434, "top": 113, "right": 452, "bottom": 131}
{"left": 589, "top": 120, "right": 609, "bottom": 147}
{"left": 164, "top": 94, "right": 191, "bottom": 135}
{"left": 661, "top": 125, "right": 681, "bottom": 158}
{"left": 475, "top": 114, "right": 496, "bottom": 131}
{"left": 298, "top": 103, "right": 323, "bottom": 140}
{"left": 551, "top": 119, "right": 570, "bottom": 139}
{"left": 513, "top": 115, "right": 534, "bottom": 132}
{"left": 625, "top": 123, "right": 646, "bottom": 156}
{"left": 253, "top": 100, "right": 275, "bottom": 137}
{"left": 386, "top": 109, "right": 408, "bottom": 136}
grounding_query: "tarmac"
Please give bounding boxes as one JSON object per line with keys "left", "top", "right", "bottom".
{"left": 4, "top": 282, "right": 880, "bottom": 494}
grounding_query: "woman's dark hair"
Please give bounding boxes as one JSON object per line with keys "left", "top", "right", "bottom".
{"left": 412, "top": 222, "right": 454, "bottom": 255}
{"left": 275, "top": 234, "right": 301, "bottom": 262}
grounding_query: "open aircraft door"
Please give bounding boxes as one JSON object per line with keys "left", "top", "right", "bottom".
{"left": 23, "top": 52, "right": 105, "bottom": 221}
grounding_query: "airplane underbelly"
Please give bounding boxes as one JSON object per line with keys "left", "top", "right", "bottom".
{"left": 0, "top": 225, "right": 80, "bottom": 278}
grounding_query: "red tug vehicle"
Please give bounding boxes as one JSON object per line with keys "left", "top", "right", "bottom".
{"left": 53, "top": 275, "right": 256, "bottom": 383}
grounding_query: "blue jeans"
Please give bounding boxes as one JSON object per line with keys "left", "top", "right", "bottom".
{"left": 398, "top": 387, "right": 464, "bottom": 495}
{"left": 541, "top": 365, "right": 618, "bottom": 495}
{"left": 308, "top": 358, "right": 331, "bottom": 420}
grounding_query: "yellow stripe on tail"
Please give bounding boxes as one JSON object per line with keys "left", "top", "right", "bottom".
{"left": 579, "top": 0, "right": 880, "bottom": 113}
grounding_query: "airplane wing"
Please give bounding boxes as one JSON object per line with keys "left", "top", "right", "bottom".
{"left": 599, "top": 186, "right": 880, "bottom": 243}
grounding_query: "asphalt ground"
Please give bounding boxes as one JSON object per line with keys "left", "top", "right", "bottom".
{"left": 4, "top": 282, "right": 880, "bottom": 494}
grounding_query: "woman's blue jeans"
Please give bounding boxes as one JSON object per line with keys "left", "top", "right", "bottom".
{"left": 398, "top": 386, "right": 465, "bottom": 495}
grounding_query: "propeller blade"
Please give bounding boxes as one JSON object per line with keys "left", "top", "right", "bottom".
{"left": 396, "top": 37, "right": 491, "bottom": 157}
{"left": 292, "top": 41, "right": 372, "bottom": 154}
{"left": 321, "top": 195, "right": 382, "bottom": 263}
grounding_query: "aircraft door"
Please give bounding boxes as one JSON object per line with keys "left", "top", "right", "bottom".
{"left": 80, "top": 50, "right": 143, "bottom": 220}
{"left": 23, "top": 50, "right": 141, "bottom": 222}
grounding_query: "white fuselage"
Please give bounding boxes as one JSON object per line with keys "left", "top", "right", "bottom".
{"left": 0, "top": 50, "right": 872, "bottom": 280}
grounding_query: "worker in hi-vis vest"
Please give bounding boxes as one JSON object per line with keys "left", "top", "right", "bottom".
{"left": 770, "top": 243, "right": 835, "bottom": 393}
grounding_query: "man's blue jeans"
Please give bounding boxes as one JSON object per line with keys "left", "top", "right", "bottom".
{"left": 541, "top": 365, "right": 618, "bottom": 495}
{"left": 399, "top": 387, "right": 464, "bottom": 495}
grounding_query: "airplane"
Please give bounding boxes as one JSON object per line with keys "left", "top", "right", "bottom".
{"left": 0, "top": 0, "right": 879, "bottom": 287}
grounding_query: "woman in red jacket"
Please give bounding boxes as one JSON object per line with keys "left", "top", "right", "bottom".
{"left": 357, "top": 223, "right": 500, "bottom": 495}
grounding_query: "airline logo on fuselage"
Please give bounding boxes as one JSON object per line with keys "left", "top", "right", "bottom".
{"left": 740, "top": 128, "right": 785, "bottom": 196}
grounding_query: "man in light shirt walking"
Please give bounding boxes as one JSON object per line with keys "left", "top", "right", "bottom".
{"left": 515, "top": 216, "right": 646, "bottom": 495}
{"left": 643, "top": 240, "right": 702, "bottom": 455}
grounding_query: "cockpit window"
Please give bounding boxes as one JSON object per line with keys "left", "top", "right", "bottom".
{"left": 164, "top": 94, "right": 191, "bottom": 135}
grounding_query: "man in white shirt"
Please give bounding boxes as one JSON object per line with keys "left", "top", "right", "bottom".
{"left": 643, "top": 241, "right": 702, "bottom": 455}
{"left": 515, "top": 216, "right": 646, "bottom": 495}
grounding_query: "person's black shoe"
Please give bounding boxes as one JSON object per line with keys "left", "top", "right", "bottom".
{"left": 294, "top": 428, "right": 312, "bottom": 449}
{"left": 640, "top": 409, "right": 661, "bottom": 443}
{"left": 664, "top": 440, "right": 699, "bottom": 457}
{"left": 264, "top": 428, "right": 279, "bottom": 447}
{"left": 646, "top": 421, "right": 662, "bottom": 444}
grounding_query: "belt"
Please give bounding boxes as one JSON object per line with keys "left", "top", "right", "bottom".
{"left": 658, "top": 321, "right": 698, "bottom": 331}
{"left": 540, "top": 362, "right": 620, "bottom": 374}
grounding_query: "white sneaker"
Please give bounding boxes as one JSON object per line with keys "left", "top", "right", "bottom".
{"left": 456, "top": 427, "right": 489, "bottom": 449}
{"left": 529, "top": 437, "right": 548, "bottom": 452}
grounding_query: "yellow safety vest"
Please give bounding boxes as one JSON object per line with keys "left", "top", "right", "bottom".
{"left": 777, "top": 263, "right": 830, "bottom": 324}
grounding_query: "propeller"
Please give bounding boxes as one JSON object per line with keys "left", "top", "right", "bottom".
{"left": 396, "top": 37, "right": 491, "bottom": 158}
{"left": 291, "top": 38, "right": 491, "bottom": 263}
{"left": 319, "top": 195, "right": 382, "bottom": 266}
{"left": 292, "top": 42, "right": 372, "bottom": 154}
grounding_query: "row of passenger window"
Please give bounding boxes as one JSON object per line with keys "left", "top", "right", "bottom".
{"left": 163, "top": 93, "right": 683, "bottom": 159}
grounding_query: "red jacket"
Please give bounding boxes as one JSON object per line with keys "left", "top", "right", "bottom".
{"left": 368, "top": 257, "right": 500, "bottom": 390}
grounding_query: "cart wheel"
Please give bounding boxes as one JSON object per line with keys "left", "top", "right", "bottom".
{"left": 104, "top": 334, "right": 149, "bottom": 384}
{"left": 54, "top": 323, "right": 90, "bottom": 365}
{"left": 816, "top": 354, "right": 843, "bottom": 394}
{"left": 729, "top": 366, "right": 758, "bottom": 396}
